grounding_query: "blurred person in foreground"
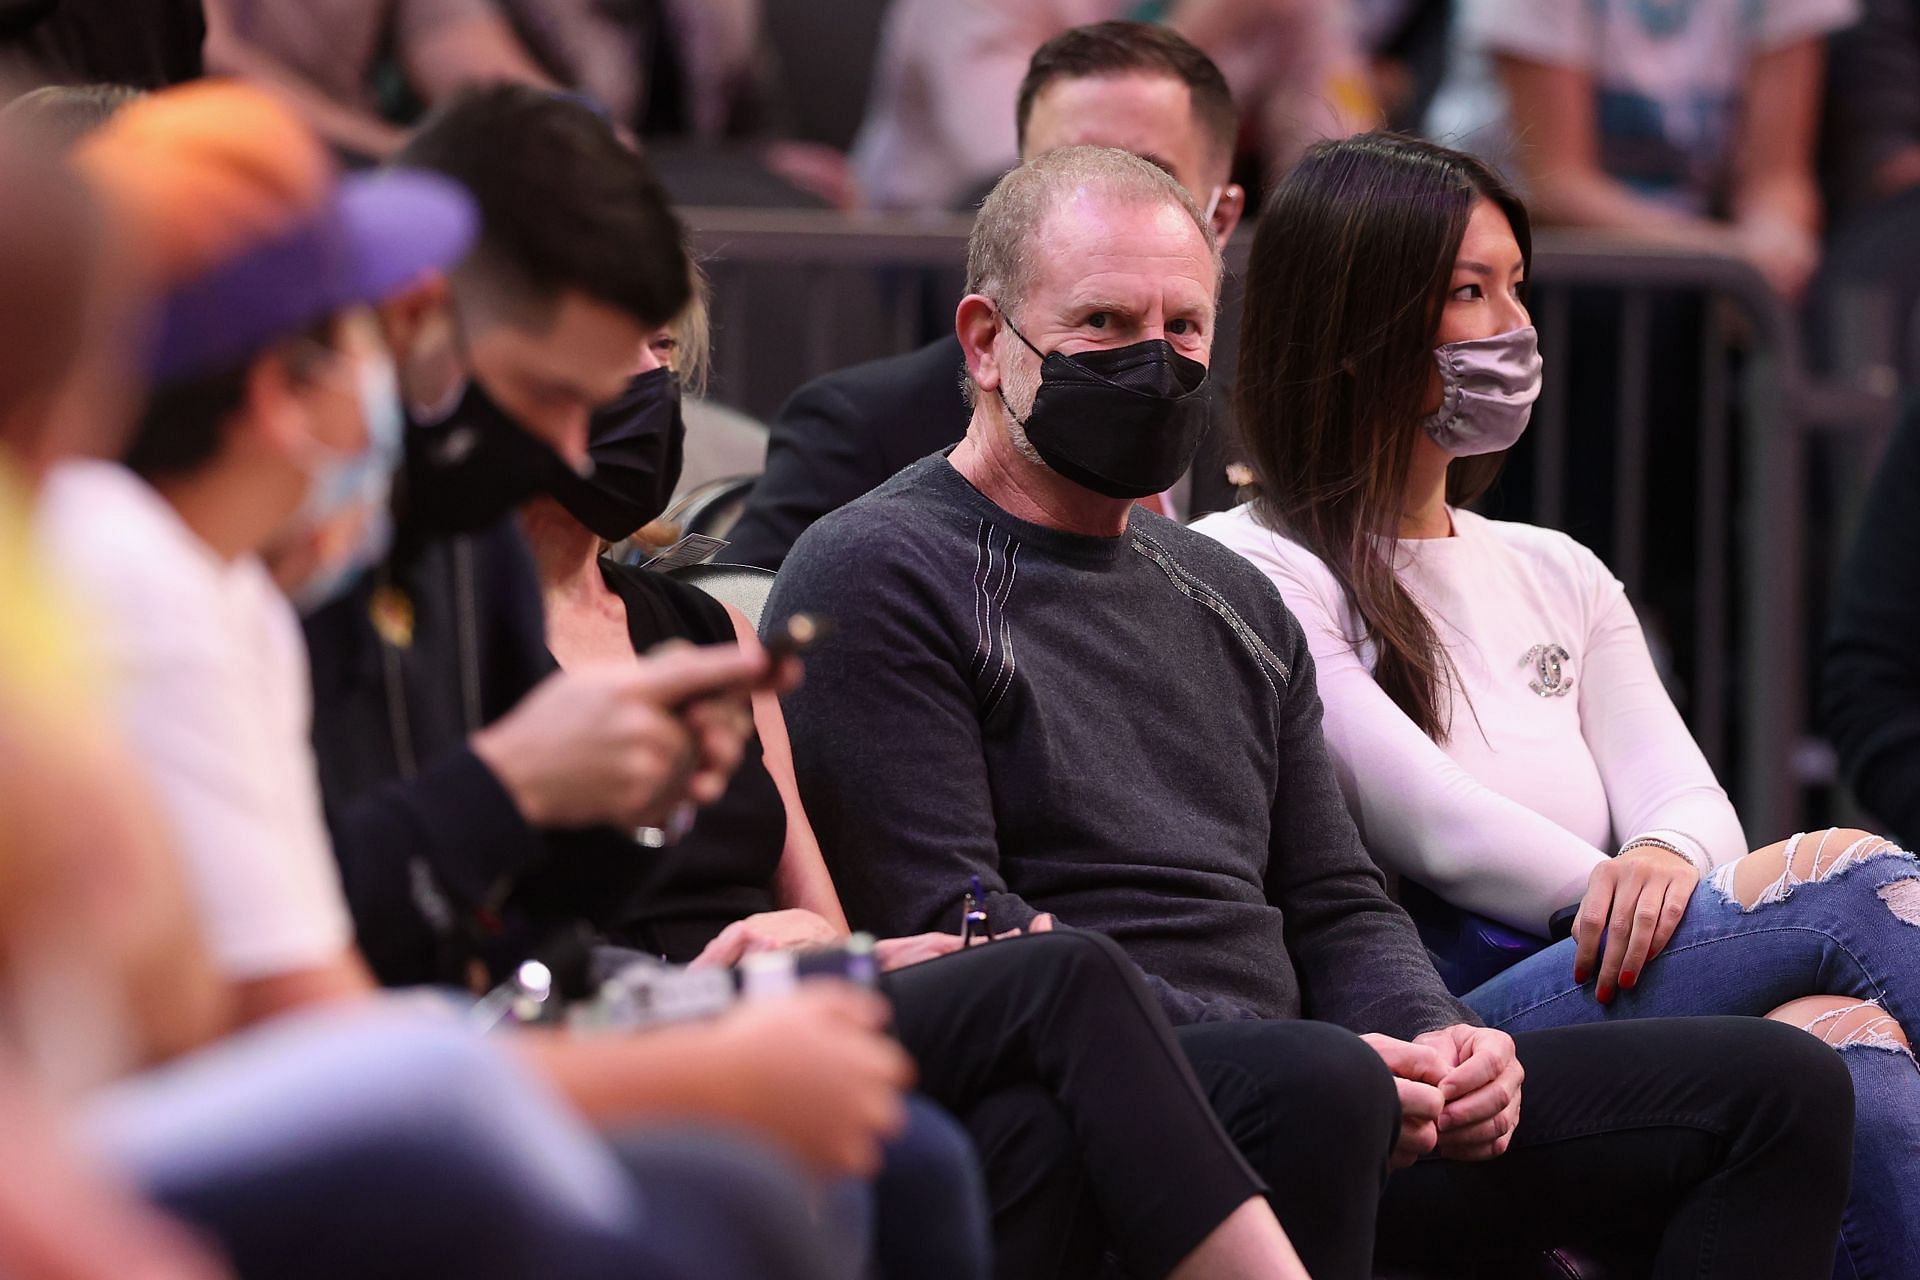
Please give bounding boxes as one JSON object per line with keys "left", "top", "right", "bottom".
{"left": 0, "top": 94, "right": 227, "bottom": 1280}
{"left": 767, "top": 144, "right": 1857, "bottom": 1278}
{"left": 728, "top": 21, "right": 1249, "bottom": 571}
{"left": 3, "top": 86, "right": 801, "bottom": 1280}
{"left": 853, "top": 0, "right": 1376, "bottom": 214}
{"left": 38, "top": 78, "right": 911, "bottom": 1280}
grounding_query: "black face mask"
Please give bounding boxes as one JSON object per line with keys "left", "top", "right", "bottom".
{"left": 998, "top": 315, "right": 1211, "bottom": 501}
{"left": 546, "top": 367, "right": 687, "bottom": 542}
{"left": 402, "top": 370, "right": 581, "bottom": 537}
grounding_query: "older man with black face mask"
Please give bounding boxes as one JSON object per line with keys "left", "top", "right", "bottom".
{"left": 767, "top": 145, "right": 1858, "bottom": 1278}
{"left": 726, "top": 20, "right": 1249, "bottom": 571}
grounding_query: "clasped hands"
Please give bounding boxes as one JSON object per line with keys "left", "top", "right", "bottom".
{"left": 1361, "top": 1024, "right": 1524, "bottom": 1170}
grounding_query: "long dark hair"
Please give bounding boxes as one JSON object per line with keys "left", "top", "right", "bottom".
{"left": 1236, "top": 133, "right": 1531, "bottom": 740}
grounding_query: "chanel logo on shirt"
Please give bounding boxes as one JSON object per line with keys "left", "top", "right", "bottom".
{"left": 1521, "top": 643, "right": 1575, "bottom": 698}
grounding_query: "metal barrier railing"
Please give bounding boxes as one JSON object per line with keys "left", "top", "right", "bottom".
{"left": 684, "top": 208, "right": 1897, "bottom": 839}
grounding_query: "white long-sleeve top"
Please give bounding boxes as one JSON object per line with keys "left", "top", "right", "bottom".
{"left": 1192, "top": 503, "right": 1748, "bottom": 932}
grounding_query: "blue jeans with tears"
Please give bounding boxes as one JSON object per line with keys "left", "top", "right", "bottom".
{"left": 1465, "top": 831, "right": 1920, "bottom": 1280}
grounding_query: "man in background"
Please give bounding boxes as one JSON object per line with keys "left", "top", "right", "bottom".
{"left": 852, "top": 0, "right": 1371, "bottom": 213}
{"left": 728, "top": 21, "right": 1250, "bottom": 570}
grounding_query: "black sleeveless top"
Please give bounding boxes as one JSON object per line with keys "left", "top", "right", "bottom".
{"left": 589, "top": 559, "right": 787, "bottom": 962}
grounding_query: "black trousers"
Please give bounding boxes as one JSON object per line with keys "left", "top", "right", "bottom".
{"left": 888, "top": 938, "right": 1851, "bottom": 1280}
{"left": 1375, "top": 1017, "right": 1852, "bottom": 1278}
{"left": 883, "top": 932, "right": 1266, "bottom": 1279}
{"left": 1185, "top": 1015, "right": 1853, "bottom": 1280}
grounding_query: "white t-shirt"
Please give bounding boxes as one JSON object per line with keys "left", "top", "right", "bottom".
{"left": 1428, "top": 0, "right": 1858, "bottom": 214}
{"left": 1192, "top": 502, "right": 1748, "bottom": 931}
{"left": 38, "top": 462, "right": 354, "bottom": 981}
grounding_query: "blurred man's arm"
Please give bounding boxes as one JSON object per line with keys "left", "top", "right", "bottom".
{"left": 1496, "top": 56, "right": 1739, "bottom": 249}
{"left": 203, "top": 0, "right": 557, "bottom": 161}
{"left": 201, "top": 0, "right": 409, "bottom": 159}
{"left": 1726, "top": 35, "right": 1827, "bottom": 299}
{"left": 395, "top": 0, "right": 560, "bottom": 104}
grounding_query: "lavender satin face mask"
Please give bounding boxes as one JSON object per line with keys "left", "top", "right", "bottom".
{"left": 1420, "top": 324, "right": 1542, "bottom": 457}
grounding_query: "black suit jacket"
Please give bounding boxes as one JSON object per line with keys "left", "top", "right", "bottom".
{"left": 726, "top": 334, "right": 1244, "bottom": 569}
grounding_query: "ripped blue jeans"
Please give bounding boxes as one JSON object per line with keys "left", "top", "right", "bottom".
{"left": 1464, "top": 831, "right": 1920, "bottom": 1280}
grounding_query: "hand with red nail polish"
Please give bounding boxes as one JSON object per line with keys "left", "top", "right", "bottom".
{"left": 1569, "top": 846, "right": 1699, "bottom": 1000}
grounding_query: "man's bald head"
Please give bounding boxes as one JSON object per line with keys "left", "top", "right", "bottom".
{"left": 966, "top": 145, "right": 1220, "bottom": 323}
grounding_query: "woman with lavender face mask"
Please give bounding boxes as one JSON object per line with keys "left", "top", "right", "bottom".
{"left": 1195, "top": 132, "right": 1920, "bottom": 1278}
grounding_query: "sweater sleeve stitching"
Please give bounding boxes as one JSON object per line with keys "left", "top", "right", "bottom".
{"left": 967, "top": 520, "right": 1021, "bottom": 719}
{"left": 1130, "top": 533, "right": 1291, "bottom": 691}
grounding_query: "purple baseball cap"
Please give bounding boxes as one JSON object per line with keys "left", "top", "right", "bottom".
{"left": 149, "top": 167, "right": 478, "bottom": 382}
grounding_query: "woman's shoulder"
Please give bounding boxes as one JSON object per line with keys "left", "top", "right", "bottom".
{"left": 1190, "top": 503, "right": 1344, "bottom": 598}
{"left": 598, "top": 557, "right": 738, "bottom": 647}
{"left": 1452, "top": 509, "right": 1621, "bottom": 594}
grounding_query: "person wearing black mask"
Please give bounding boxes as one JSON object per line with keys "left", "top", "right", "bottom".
{"left": 300, "top": 85, "right": 776, "bottom": 991}
{"left": 523, "top": 311, "right": 1328, "bottom": 1280}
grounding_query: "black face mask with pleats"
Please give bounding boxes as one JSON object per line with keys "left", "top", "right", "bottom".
{"left": 998, "top": 315, "right": 1211, "bottom": 500}
{"left": 402, "top": 372, "right": 581, "bottom": 536}
{"left": 545, "top": 367, "right": 686, "bottom": 542}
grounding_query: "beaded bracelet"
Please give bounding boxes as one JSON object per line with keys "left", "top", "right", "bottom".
{"left": 1619, "top": 834, "right": 1708, "bottom": 875}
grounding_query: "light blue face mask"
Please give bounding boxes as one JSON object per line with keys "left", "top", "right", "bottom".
{"left": 289, "top": 351, "right": 404, "bottom": 614}
{"left": 1420, "top": 324, "right": 1543, "bottom": 457}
